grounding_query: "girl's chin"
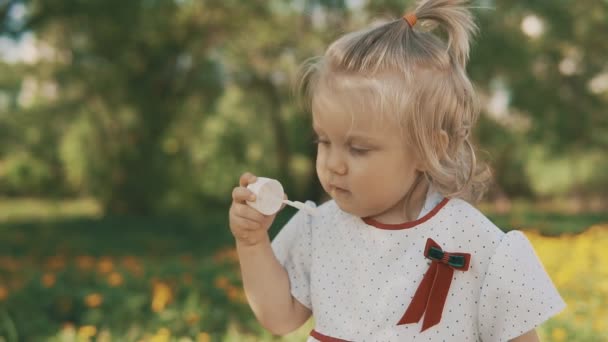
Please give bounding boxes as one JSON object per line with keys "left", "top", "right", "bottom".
{"left": 332, "top": 197, "right": 368, "bottom": 218}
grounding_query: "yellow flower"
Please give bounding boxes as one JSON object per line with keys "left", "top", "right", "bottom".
{"left": 45, "top": 255, "right": 66, "bottom": 271}
{"left": 62, "top": 322, "right": 75, "bottom": 331}
{"left": 121, "top": 256, "right": 143, "bottom": 276}
{"left": 213, "top": 248, "right": 238, "bottom": 263}
{"left": 214, "top": 276, "right": 230, "bottom": 290}
{"left": 0, "top": 257, "right": 20, "bottom": 272}
{"left": 78, "top": 325, "right": 97, "bottom": 339}
{"left": 76, "top": 255, "right": 96, "bottom": 270}
{"left": 0, "top": 286, "right": 8, "bottom": 301}
{"left": 107, "top": 272, "right": 124, "bottom": 287}
{"left": 84, "top": 293, "right": 103, "bottom": 308}
{"left": 186, "top": 313, "right": 199, "bottom": 325}
{"left": 60, "top": 323, "right": 76, "bottom": 339}
{"left": 150, "top": 327, "right": 171, "bottom": 342}
{"left": 197, "top": 332, "right": 210, "bottom": 342}
{"left": 151, "top": 281, "right": 173, "bottom": 313}
{"left": 551, "top": 327, "right": 567, "bottom": 341}
{"left": 524, "top": 224, "right": 608, "bottom": 340}
{"left": 226, "top": 285, "right": 247, "bottom": 304}
{"left": 41, "top": 272, "right": 56, "bottom": 288}
{"left": 593, "top": 317, "right": 606, "bottom": 332}
{"left": 97, "top": 257, "right": 114, "bottom": 274}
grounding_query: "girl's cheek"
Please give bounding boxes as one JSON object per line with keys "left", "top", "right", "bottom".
{"left": 315, "top": 154, "right": 325, "bottom": 176}
{"left": 315, "top": 149, "right": 326, "bottom": 166}
{"left": 316, "top": 154, "right": 333, "bottom": 184}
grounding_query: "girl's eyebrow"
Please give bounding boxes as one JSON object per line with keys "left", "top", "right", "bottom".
{"left": 313, "top": 124, "right": 378, "bottom": 143}
{"left": 346, "top": 134, "right": 379, "bottom": 145}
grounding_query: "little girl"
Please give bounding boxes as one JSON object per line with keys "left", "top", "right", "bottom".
{"left": 229, "top": 0, "right": 565, "bottom": 341}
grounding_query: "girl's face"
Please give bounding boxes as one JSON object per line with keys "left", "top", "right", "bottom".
{"left": 313, "top": 109, "right": 425, "bottom": 223}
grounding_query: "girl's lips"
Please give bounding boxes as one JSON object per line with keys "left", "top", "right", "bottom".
{"left": 330, "top": 185, "right": 350, "bottom": 193}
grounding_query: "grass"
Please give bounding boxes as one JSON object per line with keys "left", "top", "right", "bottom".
{"left": 1, "top": 197, "right": 605, "bottom": 258}
{"left": 0, "top": 197, "right": 299, "bottom": 259}
{"left": 479, "top": 198, "right": 608, "bottom": 236}
{"left": 486, "top": 211, "right": 608, "bottom": 235}
{"left": 0, "top": 197, "right": 606, "bottom": 341}
{"left": 0, "top": 197, "right": 300, "bottom": 341}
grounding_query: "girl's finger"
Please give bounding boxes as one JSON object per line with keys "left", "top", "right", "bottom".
{"left": 233, "top": 215, "right": 262, "bottom": 231}
{"left": 239, "top": 172, "right": 258, "bottom": 187}
{"left": 232, "top": 186, "right": 256, "bottom": 203}
{"left": 233, "top": 203, "right": 266, "bottom": 222}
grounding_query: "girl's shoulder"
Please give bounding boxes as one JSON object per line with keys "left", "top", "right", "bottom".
{"left": 439, "top": 197, "right": 506, "bottom": 238}
{"left": 436, "top": 198, "right": 538, "bottom": 264}
{"left": 440, "top": 198, "right": 542, "bottom": 267}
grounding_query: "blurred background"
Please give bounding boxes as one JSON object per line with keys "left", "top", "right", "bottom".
{"left": 0, "top": 0, "right": 606, "bottom": 341}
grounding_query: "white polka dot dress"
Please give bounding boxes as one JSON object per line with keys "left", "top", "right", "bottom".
{"left": 271, "top": 193, "right": 566, "bottom": 342}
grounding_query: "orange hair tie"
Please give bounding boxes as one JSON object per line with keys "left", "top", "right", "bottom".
{"left": 403, "top": 12, "right": 417, "bottom": 28}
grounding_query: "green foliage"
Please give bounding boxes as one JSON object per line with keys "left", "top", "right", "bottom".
{"left": 470, "top": 0, "right": 608, "bottom": 150}
{"left": 0, "top": 0, "right": 607, "bottom": 212}
{"left": 0, "top": 152, "right": 54, "bottom": 195}
{"left": 524, "top": 146, "right": 608, "bottom": 197}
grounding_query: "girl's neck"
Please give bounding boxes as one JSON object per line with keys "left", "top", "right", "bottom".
{"left": 403, "top": 177, "right": 430, "bottom": 222}
{"left": 367, "top": 175, "right": 430, "bottom": 225}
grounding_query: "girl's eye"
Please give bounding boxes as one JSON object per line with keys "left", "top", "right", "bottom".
{"left": 313, "top": 138, "right": 329, "bottom": 145}
{"left": 313, "top": 138, "right": 370, "bottom": 156}
{"left": 350, "top": 147, "right": 370, "bottom": 156}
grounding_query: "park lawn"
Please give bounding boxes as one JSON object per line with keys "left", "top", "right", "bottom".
{"left": 0, "top": 198, "right": 606, "bottom": 341}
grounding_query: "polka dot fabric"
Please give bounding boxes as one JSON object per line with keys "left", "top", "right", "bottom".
{"left": 271, "top": 196, "right": 565, "bottom": 342}
{"left": 477, "top": 230, "right": 566, "bottom": 341}
{"left": 271, "top": 200, "right": 316, "bottom": 309}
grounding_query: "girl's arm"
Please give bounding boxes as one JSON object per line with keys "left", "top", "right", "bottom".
{"left": 229, "top": 172, "right": 311, "bottom": 335}
{"left": 510, "top": 329, "right": 539, "bottom": 342}
{"left": 237, "top": 238, "right": 312, "bottom": 335}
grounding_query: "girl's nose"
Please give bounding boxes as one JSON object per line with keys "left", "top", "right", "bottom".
{"left": 325, "top": 148, "right": 347, "bottom": 175}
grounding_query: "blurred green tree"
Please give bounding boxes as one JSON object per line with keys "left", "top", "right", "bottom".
{"left": 1, "top": 0, "right": 607, "bottom": 213}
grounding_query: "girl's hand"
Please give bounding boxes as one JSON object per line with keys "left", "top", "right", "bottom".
{"left": 229, "top": 172, "right": 285, "bottom": 247}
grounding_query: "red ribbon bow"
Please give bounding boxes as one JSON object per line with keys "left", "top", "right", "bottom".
{"left": 397, "top": 238, "right": 471, "bottom": 331}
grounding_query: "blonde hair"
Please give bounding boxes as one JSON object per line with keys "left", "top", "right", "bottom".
{"left": 297, "top": 0, "right": 491, "bottom": 203}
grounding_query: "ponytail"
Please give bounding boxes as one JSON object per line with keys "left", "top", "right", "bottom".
{"left": 412, "top": 0, "right": 478, "bottom": 68}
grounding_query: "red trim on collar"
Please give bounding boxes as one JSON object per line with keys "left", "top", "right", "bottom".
{"left": 362, "top": 198, "right": 449, "bottom": 230}
{"left": 310, "top": 329, "right": 351, "bottom": 342}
